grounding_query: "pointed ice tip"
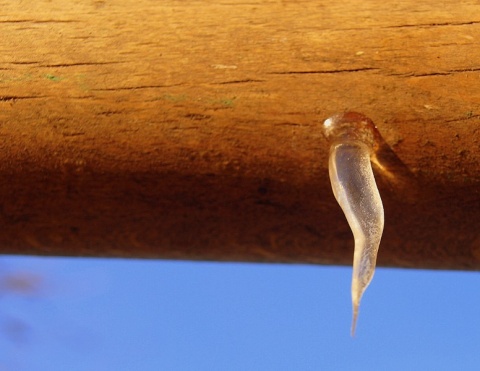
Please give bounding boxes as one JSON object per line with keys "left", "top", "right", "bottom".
{"left": 351, "top": 302, "right": 359, "bottom": 337}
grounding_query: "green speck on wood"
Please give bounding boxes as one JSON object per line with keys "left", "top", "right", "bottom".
{"left": 45, "top": 74, "right": 63, "bottom": 82}
{"left": 220, "top": 97, "right": 236, "bottom": 107}
{"left": 207, "top": 97, "right": 237, "bottom": 107}
{"left": 163, "top": 94, "right": 187, "bottom": 102}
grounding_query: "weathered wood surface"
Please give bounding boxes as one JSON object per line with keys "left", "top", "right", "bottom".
{"left": 0, "top": 0, "right": 479, "bottom": 269}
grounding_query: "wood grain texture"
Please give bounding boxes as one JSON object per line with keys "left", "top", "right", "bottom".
{"left": 0, "top": 0, "right": 479, "bottom": 269}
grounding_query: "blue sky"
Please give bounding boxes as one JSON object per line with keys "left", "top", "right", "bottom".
{"left": 0, "top": 256, "right": 479, "bottom": 371}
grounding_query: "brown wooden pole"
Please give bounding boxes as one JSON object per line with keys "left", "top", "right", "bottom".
{"left": 1, "top": 0, "right": 479, "bottom": 269}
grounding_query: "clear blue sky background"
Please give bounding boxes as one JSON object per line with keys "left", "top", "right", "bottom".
{"left": 0, "top": 255, "right": 479, "bottom": 371}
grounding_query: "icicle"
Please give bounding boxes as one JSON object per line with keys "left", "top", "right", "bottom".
{"left": 323, "top": 112, "right": 384, "bottom": 336}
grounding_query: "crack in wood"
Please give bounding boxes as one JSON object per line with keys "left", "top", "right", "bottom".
{"left": 91, "top": 84, "right": 184, "bottom": 91}
{"left": 445, "top": 114, "right": 480, "bottom": 123}
{"left": 214, "top": 79, "right": 265, "bottom": 85}
{"left": 0, "top": 19, "right": 78, "bottom": 24}
{"left": 394, "top": 67, "right": 480, "bottom": 77}
{"left": 8, "top": 61, "right": 40, "bottom": 65}
{"left": 268, "top": 67, "right": 379, "bottom": 75}
{"left": 40, "top": 62, "right": 124, "bottom": 68}
{"left": 383, "top": 20, "right": 480, "bottom": 29}
{"left": 0, "top": 95, "right": 46, "bottom": 102}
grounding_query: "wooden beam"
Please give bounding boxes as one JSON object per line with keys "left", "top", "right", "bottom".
{"left": 1, "top": 0, "right": 479, "bottom": 269}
